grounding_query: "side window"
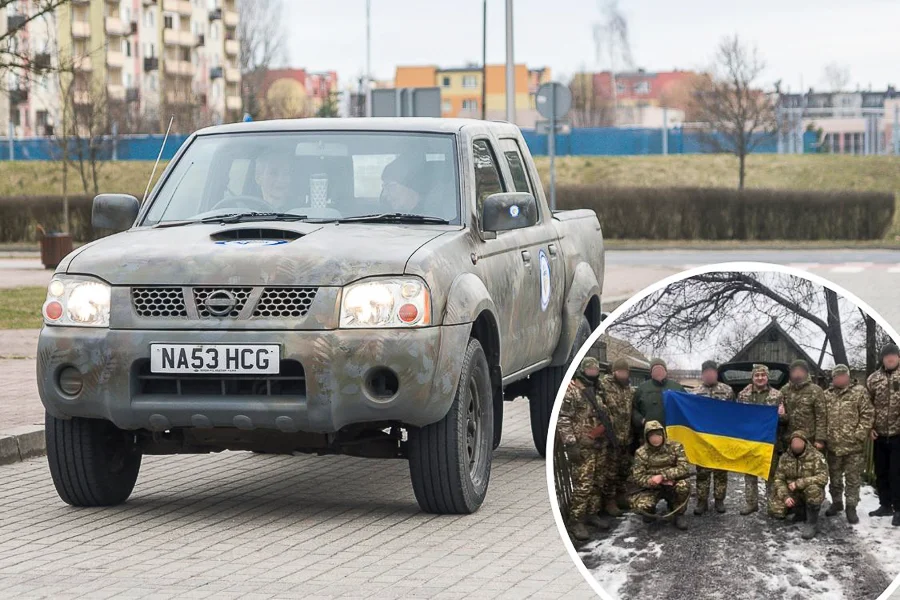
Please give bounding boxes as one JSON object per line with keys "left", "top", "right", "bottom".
{"left": 503, "top": 149, "right": 531, "bottom": 194}
{"left": 473, "top": 139, "right": 505, "bottom": 222}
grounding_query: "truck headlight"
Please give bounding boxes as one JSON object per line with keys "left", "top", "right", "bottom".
{"left": 42, "top": 277, "right": 111, "bottom": 327}
{"left": 340, "top": 278, "right": 431, "bottom": 328}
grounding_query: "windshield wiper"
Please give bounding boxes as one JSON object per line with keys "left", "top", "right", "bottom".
{"left": 200, "top": 212, "right": 307, "bottom": 224}
{"left": 335, "top": 213, "right": 450, "bottom": 224}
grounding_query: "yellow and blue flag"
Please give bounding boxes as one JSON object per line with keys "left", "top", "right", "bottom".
{"left": 663, "top": 390, "right": 778, "bottom": 479}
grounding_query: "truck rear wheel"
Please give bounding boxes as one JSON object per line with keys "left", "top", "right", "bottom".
{"left": 46, "top": 413, "right": 142, "bottom": 507}
{"left": 408, "top": 337, "right": 493, "bottom": 514}
{"left": 529, "top": 315, "right": 592, "bottom": 457}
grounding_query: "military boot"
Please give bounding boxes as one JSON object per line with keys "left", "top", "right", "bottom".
{"left": 789, "top": 504, "right": 807, "bottom": 523}
{"left": 641, "top": 506, "right": 656, "bottom": 524}
{"left": 825, "top": 501, "right": 844, "bottom": 517}
{"left": 569, "top": 518, "right": 590, "bottom": 541}
{"left": 845, "top": 506, "right": 859, "bottom": 524}
{"left": 868, "top": 505, "right": 893, "bottom": 517}
{"left": 740, "top": 502, "right": 758, "bottom": 516}
{"left": 673, "top": 514, "right": 688, "bottom": 530}
{"left": 893, "top": 512, "right": 900, "bottom": 527}
{"left": 802, "top": 505, "right": 820, "bottom": 540}
{"left": 615, "top": 492, "right": 630, "bottom": 511}
{"left": 587, "top": 513, "right": 611, "bottom": 530}
{"left": 693, "top": 500, "right": 708, "bottom": 516}
{"left": 604, "top": 498, "right": 623, "bottom": 518}
{"left": 714, "top": 499, "right": 726, "bottom": 514}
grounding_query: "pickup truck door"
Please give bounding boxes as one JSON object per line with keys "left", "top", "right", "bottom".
{"left": 471, "top": 138, "right": 531, "bottom": 375}
{"left": 496, "top": 137, "right": 565, "bottom": 370}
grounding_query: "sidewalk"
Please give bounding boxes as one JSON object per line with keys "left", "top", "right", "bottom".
{"left": 0, "top": 259, "right": 52, "bottom": 288}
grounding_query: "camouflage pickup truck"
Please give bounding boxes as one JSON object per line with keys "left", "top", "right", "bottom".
{"left": 37, "top": 118, "right": 604, "bottom": 514}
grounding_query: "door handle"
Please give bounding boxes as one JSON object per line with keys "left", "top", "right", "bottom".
{"left": 548, "top": 244, "right": 558, "bottom": 257}
{"left": 521, "top": 250, "right": 531, "bottom": 265}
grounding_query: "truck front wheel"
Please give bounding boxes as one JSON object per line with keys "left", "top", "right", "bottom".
{"left": 46, "top": 413, "right": 142, "bottom": 507}
{"left": 528, "top": 315, "right": 592, "bottom": 457}
{"left": 408, "top": 337, "right": 493, "bottom": 514}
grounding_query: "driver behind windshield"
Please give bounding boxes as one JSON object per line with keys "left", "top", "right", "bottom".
{"left": 254, "top": 150, "right": 295, "bottom": 211}
{"left": 380, "top": 154, "right": 433, "bottom": 213}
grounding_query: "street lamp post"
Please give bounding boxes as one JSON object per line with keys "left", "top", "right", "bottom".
{"left": 365, "top": 0, "right": 372, "bottom": 117}
{"left": 505, "top": 0, "right": 515, "bottom": 123}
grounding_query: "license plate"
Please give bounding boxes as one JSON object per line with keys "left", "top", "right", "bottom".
{"left": 150, "top": 344, "right": 280, "bottom": 374}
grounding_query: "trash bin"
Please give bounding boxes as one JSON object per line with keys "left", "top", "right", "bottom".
{"left": 39, "top": 233, "right": 73, "bottom": 270}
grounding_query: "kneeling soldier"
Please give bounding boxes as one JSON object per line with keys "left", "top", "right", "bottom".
{"left": 770, "top": 430, "right": 829, "bottom": 539}
{"left": 823, "top": 364, "right": 874, "bottom": 524}
{"left": 629, "top": 420, "right": 691, "bottom": 530}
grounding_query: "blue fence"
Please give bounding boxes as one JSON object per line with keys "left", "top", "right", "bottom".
{"left": 0, "top": 128, "right": 817, "bottom": 160}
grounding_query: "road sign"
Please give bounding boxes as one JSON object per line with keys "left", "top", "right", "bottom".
{"left": 535, "top": 82, "right": 572, "bottom": 120}
{"left": 371, "top": 87, "right": 441, "bottom": 117}
{"left": 535, "top": 119, "right": 571, "bottom": 135}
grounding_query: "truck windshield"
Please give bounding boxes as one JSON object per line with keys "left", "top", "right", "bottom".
{"left": 142, "top": 132, "right": 461, "bottom": 226}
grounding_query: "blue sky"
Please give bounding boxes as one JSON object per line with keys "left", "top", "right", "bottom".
{"left": 283, "top": 0, "right": 897, "bottom": 92}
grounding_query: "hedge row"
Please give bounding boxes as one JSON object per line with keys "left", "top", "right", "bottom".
{"left": 555, "top": 186, "right": 896, "bottom": 240}
{"left": 0, "top": 187, "right": 895, "bottom": 242}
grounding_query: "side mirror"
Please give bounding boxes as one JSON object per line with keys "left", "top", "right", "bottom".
{"left": 92, "top": 194, "right": 139, "bottom": 233}
{"left": 482, "top": 192, "right": 538, "bottom": 233}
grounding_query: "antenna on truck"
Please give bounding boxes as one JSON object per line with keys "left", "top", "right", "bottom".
{"left": 142, "top": 116, "right": 175, "bottom": 204}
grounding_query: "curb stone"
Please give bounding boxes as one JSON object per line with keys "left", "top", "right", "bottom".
{"left": 0, "top": 425, "right": 46, "bottom": 465}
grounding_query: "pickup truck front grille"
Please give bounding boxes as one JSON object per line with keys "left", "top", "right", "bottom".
{"left": 131, "top": 286, "right": 318, "bottom": 320}
{"left": 135, "top": 359, "right": 306, "bottom": 396}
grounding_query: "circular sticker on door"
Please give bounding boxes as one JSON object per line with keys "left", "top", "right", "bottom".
{"left": 539, "top": 249, "right": 551, "bottom": 311}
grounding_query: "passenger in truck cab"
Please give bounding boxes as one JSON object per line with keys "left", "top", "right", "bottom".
{"left": 379, "top": 153, "right": 458, "bottom": 222}
{"left": 254, "top": 149, "right": 295, "bottom": 211}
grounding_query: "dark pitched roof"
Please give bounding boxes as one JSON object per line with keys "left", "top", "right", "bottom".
{"left": 727, "top": 318, "right": 821, "bottom": 372}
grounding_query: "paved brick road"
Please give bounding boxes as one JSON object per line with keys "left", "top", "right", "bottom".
{"left": 0, "top": 400, "right": 594, "bottom": 599}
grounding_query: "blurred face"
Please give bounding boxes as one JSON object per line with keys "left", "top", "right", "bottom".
{"left": 832, "top": 373, "right": 851, "bottom": 389}
{"left": 583, "top": 366, "right": 600, "bottom": 380}
{"left": 614, "top": 369, "right": 630, "bottom": 384}
{"left": 790, "top": 437, "right": 806, "bottom": 455}
{"left": 789, "top": 367, "right": 808, "bottom": 384}
{"left": 701, "top": 369, "right": 718, "bottom": 386}
{"left": 381, "top": 179, "right": 420, "bottom": 212}
{"left": 651, "top": 366, "right": 666, "bottom": 382}
{"left": 752, "top": 371, "right": 769, "bottom": 388}
{"left": 648, "top": 432, "right": 664, "bottom": 447}
{"left": 255, "top": 154, "right": 293, "bottom": 208}
{"left": 883, "top": 354, "right": 900, "bottom": 371}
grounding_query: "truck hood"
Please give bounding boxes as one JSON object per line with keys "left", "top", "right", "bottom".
{"left": 66, "top": 223, "right": 449, "bottom": 286}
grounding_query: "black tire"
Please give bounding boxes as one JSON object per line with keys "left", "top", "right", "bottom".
{"left": 408, "top": 338, "right": 494, "bottom": 514}
{"left": 492, "top": 385, "right": 503, "bottom": 450}
{"left": 529, "top": 315, "right": 592, "bottom": 457}
{"left": 46, "top": 413, "right": 142, "bottom": 507}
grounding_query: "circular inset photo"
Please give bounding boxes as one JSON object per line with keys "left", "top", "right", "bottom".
{"left": 547, "top": 263, "right": 900, "bottom": 600}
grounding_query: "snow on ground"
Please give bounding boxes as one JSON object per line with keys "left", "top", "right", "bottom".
{"left": 578, "top": 517, "right": 649, "bottom": 600}
{"left": 756, "top": 528, "right": 845, "bottom": 600}
{"left": 857, "top": 486, "right": 900, "bottom": 586}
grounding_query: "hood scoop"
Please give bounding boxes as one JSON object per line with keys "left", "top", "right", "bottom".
{"left": 211, "top": 228, "right": 303, "bottom": 242}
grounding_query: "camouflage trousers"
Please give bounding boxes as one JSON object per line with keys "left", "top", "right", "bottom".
{"left": 827, "top": 451, "right": 865, "bottom": 508}
{"left": 631, "top": 480, "right": 691, "bottom": 516}
{"left": 696, "top": 467, "right": 728, "bottom": 503}
{"left": 768, "top": 484, "right": 826, "bottom": 518}
{"left": 569, "top": 444, "right": 609, "bottom": 521}
{"left": 744, "top": 453, "right": 779, "bottom": 510}
{"left": 600, "top": 444, "right": 633, "bottom": 500}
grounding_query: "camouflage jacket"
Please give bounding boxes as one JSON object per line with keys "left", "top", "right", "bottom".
{"left": 629, "top": 420, "right": 691, "bottom": 487}
{"left": 773, "top": 432, "right": 828, "bottom": 498}
{"left": 599, "top": 374, "right": 634, "bottom": 445}
{"left": 823, "top": 383, "right": 874, "bottom": 456}
{"left": 692, "top": 382, "right": 735, "bottom": 401}
{"left": 781, "top": 378, "right": 826, "bottom": 444}
{"left": 557, "top": 380, "right": 604, "bottom": 448}
{"left": 867, "top": 368, "right": 900, "bottom": 437}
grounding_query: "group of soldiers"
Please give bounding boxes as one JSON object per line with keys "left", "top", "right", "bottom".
{"left": 558, "top": 343, "right": 900, "bottom": 542}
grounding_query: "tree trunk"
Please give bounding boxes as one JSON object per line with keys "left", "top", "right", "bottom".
{"left": 824, "top": 288, "right": 849, "bottom": 365}
{"left": 738, "top": 152, "right": 746, "bottom": 190}
{"left": 865, "top": 313, "right": 878, "bottom": 375}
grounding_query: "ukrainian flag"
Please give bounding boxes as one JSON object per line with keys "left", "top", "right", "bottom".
{"left": 663, "top": 390, "right": 778, "bottom": 479}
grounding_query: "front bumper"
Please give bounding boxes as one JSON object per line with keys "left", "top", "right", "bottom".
{"left": 37, "top": 324, "right": 470, "bottom": 433}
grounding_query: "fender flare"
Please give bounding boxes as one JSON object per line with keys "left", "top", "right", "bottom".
{"left": 550, "top": 261, "right": 601, "bottom": 365}
{"left": 442, "top": 272, "right": 500, "bottom": 328}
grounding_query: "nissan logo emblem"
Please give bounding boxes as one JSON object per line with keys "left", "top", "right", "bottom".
{"left": 205, "top": 290, "right": 236, "bottom": 316}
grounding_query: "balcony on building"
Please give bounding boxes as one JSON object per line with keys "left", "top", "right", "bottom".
{"left": 9, "top": 87, "right": 28, "bottom": 105}
{"left": 107, "top": 50, "right": 124, "bottom": 69}
{"left": 144, "top": 56, "right": 159, "bottom": 71}
{"left": 209, "top": 8, "right": 222, "bottom": 20}
{"left": 196, "top": 33, "right": 205, "bottom": 47}
{"left": 7, "top": 14, "right": 27, "bottom": 30}
{"left": 163, "top": 0, "right": 193, "bottom": 16}
{"left": 165, "top": 91, "right": 194, "bottom": 105}
{"left": 106, "top": 16, "right": 127, "bottom": 36}
{"left": 176, "top": 60, "right": 196, "bottom": 78}
{"left": 73, "top": 90, "right": 90, "bottom": 105}
{"left": 225, "top": 67, "right": 240, "bottom": 83}
{"left": 210, "top": 66, "right": 224, "bottom": 79}
{"left": 226, "top": 95, "right": 242, "bottom": 111}
{"left": 224, "top": 10, "right": 239, "bottom": 28}
{"left": 108, "top": 84, "right": 126, "bottom": 102}
{"left": 72, "top": 20, "right": 91, "bottom": 38}
{"left": 225, "top": 39, "right": 239, "bottom": 56}
{"left": 73, "top": 55, "right": 93, "bottom": 72}
{"left": 126, "top": 87, "right": 140, "bottom": 103}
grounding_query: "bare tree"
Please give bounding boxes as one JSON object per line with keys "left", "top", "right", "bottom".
{"left": 569, "top": 70, "right": 613, "bottom": 127}
{"left": 0, "top": 0, "right": 68, "bottom": 76}
{"left": 822, "top": 62, "right": 851, "bottom": 93}
{"left": 239, "top": 0, "right": 286, "bottom": 118}
{"left": 691, "top": 35, "right": 778, "bottom": 189}
{"left": 607, "top": 272, "right": 855, "bottom": 367}
{"left": 592, "top": 0, "right": 633, "bottom": 120}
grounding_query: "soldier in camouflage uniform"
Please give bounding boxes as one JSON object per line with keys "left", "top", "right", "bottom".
{"left": 691, "top": 360, "right": 735, "bottom": 515}
{"left": 780, "top": 359, "right": 827, "bottom": 453}
{"left": 866, "top": 343, "right": 900, "bottom": 526}
{"left": 822, "top": 364, "right": 874, "bottom": 524}
{"left": 597, "top": 358, "right": 635, "bottom": 518}
{"left": 629, "top": 420, "right": 692, "bottom": 530}
{"left": 558, "top": 357, "right": 612, "bottom": 541}
{"left": 737, "top": 364, "right": 787, "bottom": 515}
{"left": 769, "top": 430, "right": 829, "bottom": 539}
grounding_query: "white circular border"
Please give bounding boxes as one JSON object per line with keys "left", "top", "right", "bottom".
{"left": 544, "top": 260, "right": 900, "bottom": 600}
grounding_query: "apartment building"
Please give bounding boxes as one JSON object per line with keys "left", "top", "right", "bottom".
{"left": 1, "top": 0, "right": 241, "bottom": 137}
{"left": 394, "top": 63, "right": 551, "bottom": 128}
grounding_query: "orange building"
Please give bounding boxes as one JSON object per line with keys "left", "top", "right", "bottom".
{"left": 395, "top": 63, "right": 551, "bottom": 127}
